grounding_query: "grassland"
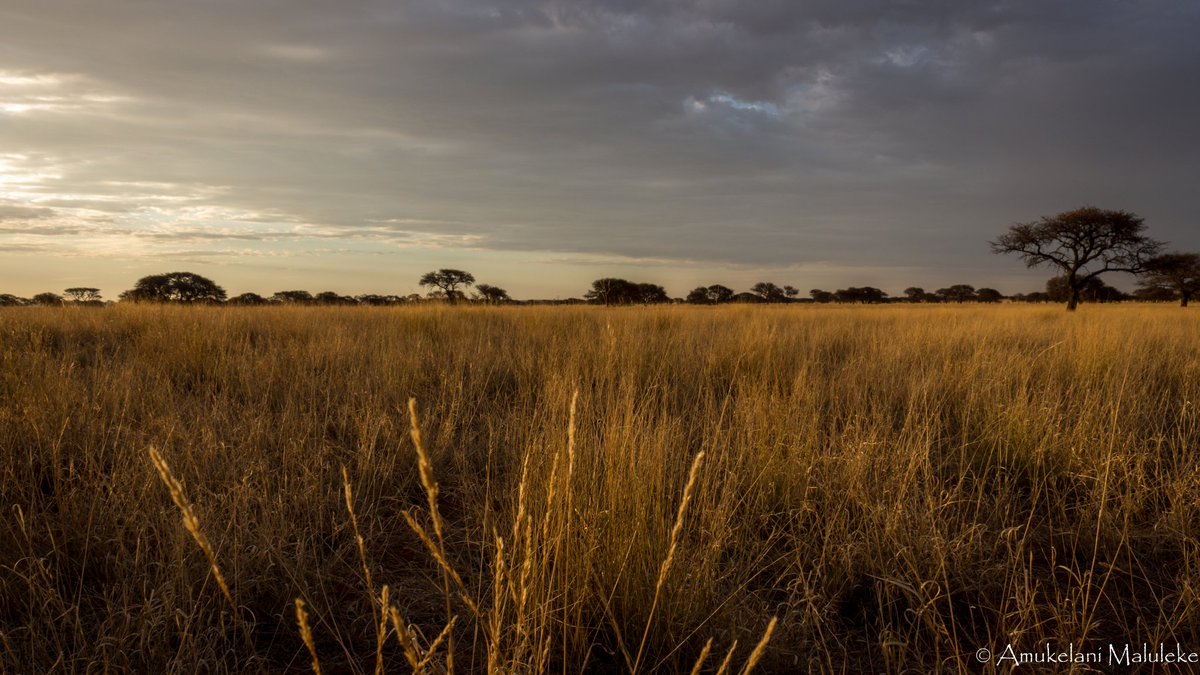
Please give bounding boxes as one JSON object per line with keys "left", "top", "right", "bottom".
{"left": 1, "top": 303, "right": 1198, "bottom": 673}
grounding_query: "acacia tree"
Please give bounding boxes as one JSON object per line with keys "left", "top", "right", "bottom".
{"left": 976, "top": 288, "right": 1004, "bottom": 303}
{"left": 1045, "top": 275, "right": 1125, "bottom": 303}
{"left": 228, "top": 292, "right": 268, "bottom": 306}
{"left": 634, "top": 283, "right": 669, "bottom": 304}
{"left": 685, "top": 287, "right": 712, "bottom": 304}
{"left": 475, "top": 284, "right": 511, "bottom": 304}
{"left": 64, "top": 287, "right": 101, "bottom": 303}
{"left": 707, "top": 284, "right": 735, "bottom": 303}
{"left": 120, "top": 272, "right": 226, "bottom": 303}
{"left": 1139, "top": 252, "right": 1200, "bottom": 307}
{"left": 272, "top": 290, "right": 314, "bottom": 304}
{"left": 834, "top": 287, "right": 887, "bottom": 303}
{"left": 936, "top": 284, "right": 977, "bottom": 303}
{"left": 32, "top": 292, "right": 64, "bottom": 306}
{"left": 583, "top": 278, "right": 669, "bottom": 305}
{"left": 419, "top": 269, "right": 475, "bottom": 304}
{"left": 356, "top": 294, "right": 403, "bottom": 306}
{"left": 314, "top": 291, "right": 357, "bottom": 305}
{"left": 750, "top": 281, "right": 786, "bottom": 302}
{"left": 686, "top": 284, "right": 735, "bottom": 305}
{"left": 585, "top": 278, "right": 636, "bottom": 305}
{"left": 991, "top": 207, "right": 1162, "bottom": 311}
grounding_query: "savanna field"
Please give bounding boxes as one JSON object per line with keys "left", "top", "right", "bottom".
{"left": 2, "top": 304, "right": 1199, "bottom": 673}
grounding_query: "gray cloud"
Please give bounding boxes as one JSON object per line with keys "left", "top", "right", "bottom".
{"left": 0, "top": 0, "right": 1197, "bottom": 294}
{"left": 0, "top": 203, "right": 56, "bottom": 221}
{"left": 0, "top": 223, "right": 87, "bottom": 235}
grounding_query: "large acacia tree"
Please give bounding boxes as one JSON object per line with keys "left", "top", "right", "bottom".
{"left": 120, "top": 272, "right": 225, "bottom": 303}
{"left": 991, "top": 207, "right": 1162, "bottom": 311}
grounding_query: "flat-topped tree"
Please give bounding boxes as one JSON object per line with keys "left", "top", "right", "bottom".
{"left": 315, "top": 291, "right": 356, "bottom": 305}
{"left": 120, "top": 272, "right": 226, "bottom": 303}
{"left": 976, "top": 288, "right": 1004, "bottom": 303}
{"left": 272, "top": 290, "right": 314, "bottom": 304}
{"left": 64, "top": 287, "right": 101, "bottom": 303}
{"left": 228, "top": 292, "right": 268, "bottom": 306}
{"left": 834, "top": 287, "right": 888, "bottom": 303}
{"left": 419, "top": 269, "right": 474, "bottom": 304}
{"left": 936, "top": 285, "right": 977, "bottom": 303}
{"left": 991, "top": 207, "right": 1162, "bottom": 311}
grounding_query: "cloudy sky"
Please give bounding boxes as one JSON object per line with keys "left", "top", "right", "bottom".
{"left": 2, "top": 0, "right": 1198, "bottom": 299}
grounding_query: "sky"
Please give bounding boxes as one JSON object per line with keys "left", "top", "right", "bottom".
{"left": 1, "top": 0, "right": 1199, "bottom": 300}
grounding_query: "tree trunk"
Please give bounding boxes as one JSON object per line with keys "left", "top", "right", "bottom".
{"left": 1182, "top": 293, "right": 1190, "bottom": 308}
{"left": 1066, "top": 272, "right": 1080, "bottom": 311}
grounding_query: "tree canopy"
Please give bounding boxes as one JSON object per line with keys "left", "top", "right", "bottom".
{"left": 272, "top": 290, "right": 315, "bottom": 304}
{"left": 31, "top": 292, "right": 64, "bottom": 306}
{"left": 936, "top": 284, "right": 977, "bottom": 303}
{"left": 1139, "top": 252, "right": 1200, "bottom": 307}
{"left": 1045, "top": 275, "right": 1126, "bottom": 303}
{"left": 119, "top": 273, "right": 226, "bottom": 303}
{"left": 584, "top": 278, "right": 670, "bottom": 305}
{"left": 228, "top": 292, "right": 268, "bottom": 306}
{"left": 419, "top": 269, "right": 475, "bottom": 303}
{"left": 64, "top": 287, "right": 101, "bottom": 303}
{"left": 975, "top": 288, "right": 1004, "bottom": 303}
{"left": 685, "top": 284, "right": 735, "bottom": 305}
{"left": 750, "top": 281, "right": 787, "bottom": 302}
{"left": 833, "top": 287, "right": 888, "bottom": 303}
{"left": 475, "top": 284, "right": 511, "bottom": 303}
{"left": 991, "top": 206, "right": 1162, "bottom": 310}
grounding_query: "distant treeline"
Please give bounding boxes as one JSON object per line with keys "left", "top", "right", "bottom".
{"left": 4, "top": 206, "right": 1199, "bottom": 309}
{"left": 0, "top": 270, "right": 1184, "bottom": 308}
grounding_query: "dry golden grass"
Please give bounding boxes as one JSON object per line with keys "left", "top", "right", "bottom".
{"left": 1, "top": 303, "right": 1198, "bottom": 672}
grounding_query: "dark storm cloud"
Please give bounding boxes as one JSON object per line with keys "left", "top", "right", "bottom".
{"left": 1, "top": 0, "right": 1197, "bottom": 286}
